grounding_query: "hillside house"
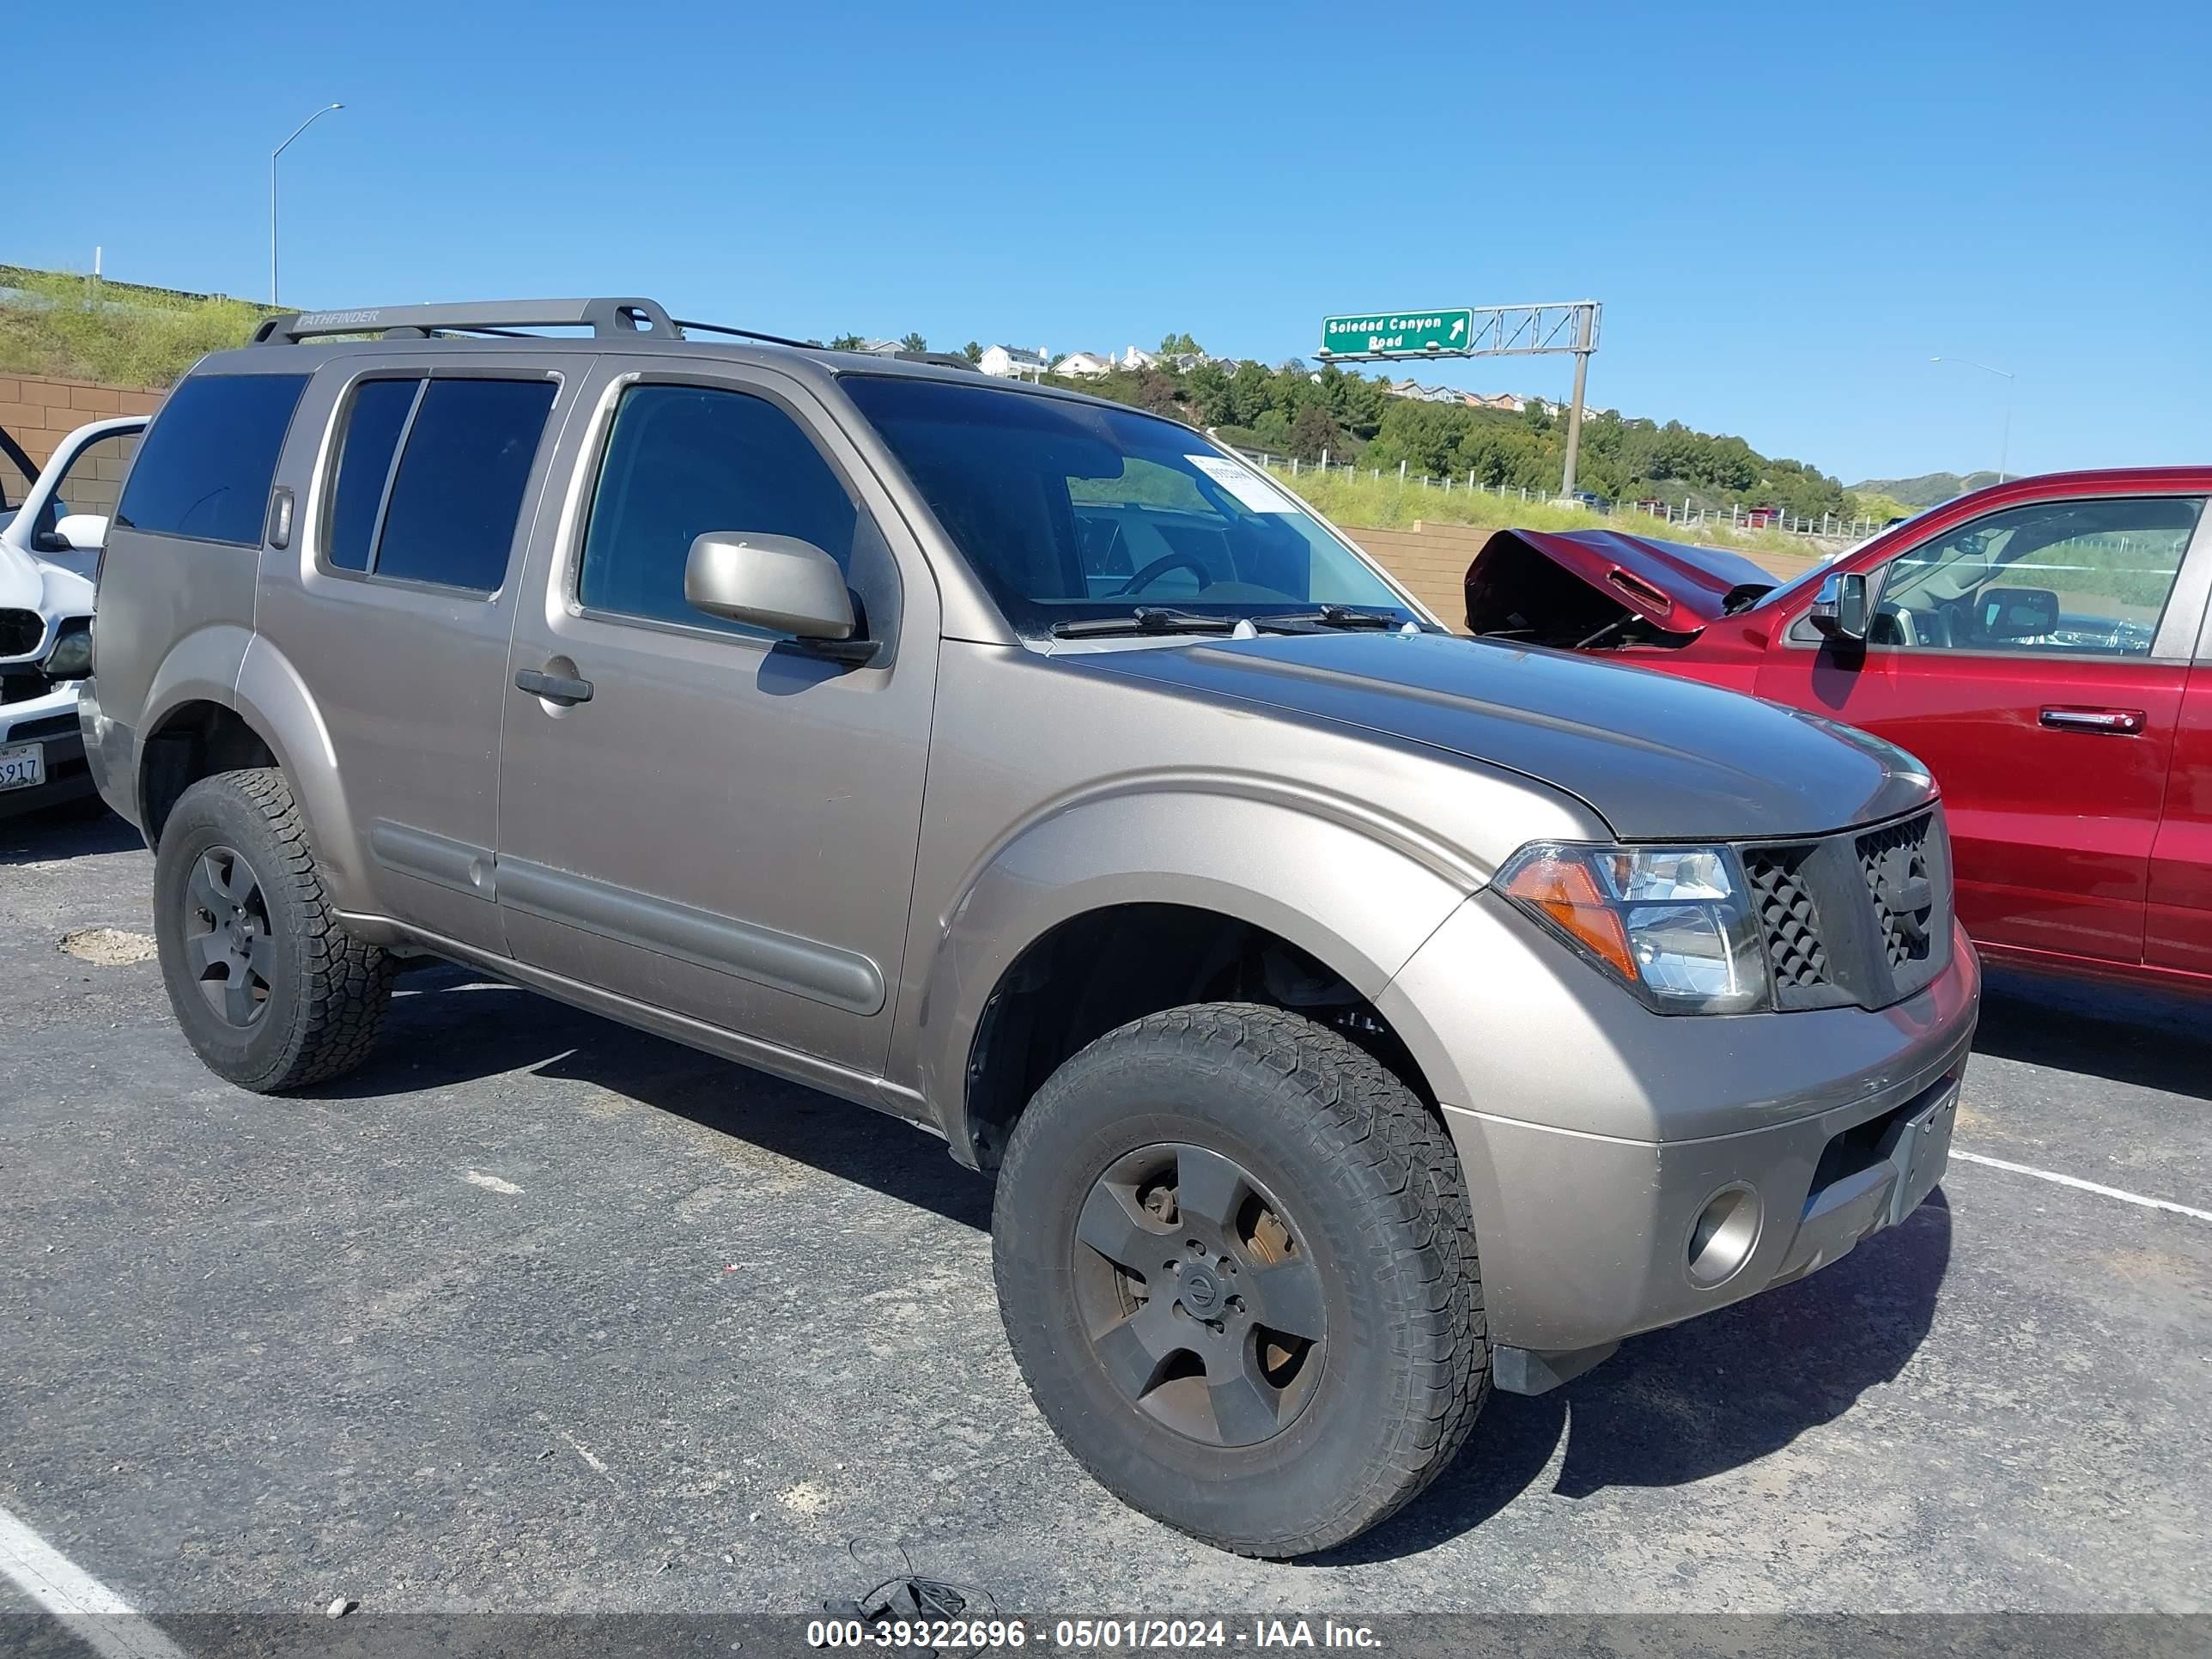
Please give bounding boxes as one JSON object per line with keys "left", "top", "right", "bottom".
{"left": 978, "top": 344, "right": 1050, "bottom": 379}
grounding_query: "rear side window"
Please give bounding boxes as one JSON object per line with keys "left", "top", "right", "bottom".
{"left": 115, "top": 374, "right": 308, "bottom": 546}
{"left": 325, "top": 379, "right": 419, "bottom": 572}
{"left": 321, "top": 376, "right": 556, "bottom": 592}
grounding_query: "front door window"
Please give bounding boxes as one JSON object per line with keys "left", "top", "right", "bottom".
{"left": 1872, "top": 495, "right": 2203, "bottom": 657}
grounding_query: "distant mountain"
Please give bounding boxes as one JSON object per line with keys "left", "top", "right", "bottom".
{"left": 1849, "top": 471, "right": 2002, "bottom": 510}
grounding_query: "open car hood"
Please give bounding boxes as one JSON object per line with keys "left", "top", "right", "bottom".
{"left": 1462, "top": 526, "right": 1778, "bottom": 645}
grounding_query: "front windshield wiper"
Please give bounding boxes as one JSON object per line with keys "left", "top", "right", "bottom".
{"left": 1048, "top": 607, "right": 1238, "bottom": 640}
{"left": 1251, "top": 605, "right": 1404, "bottom": 633}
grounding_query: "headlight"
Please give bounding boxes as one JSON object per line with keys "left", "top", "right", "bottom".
{"left": 1497, "top": 842, "right": 1768, "bottom": 1014}
{"left": 42, "top": 617, "right": 93, "bottom": 680}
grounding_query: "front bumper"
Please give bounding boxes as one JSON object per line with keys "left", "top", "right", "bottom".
{"left": 1379, "top": 887, "right": 1979, "bottom": 1366}
{"left": 0, "top": 682, "right": 94, "bottom": 819}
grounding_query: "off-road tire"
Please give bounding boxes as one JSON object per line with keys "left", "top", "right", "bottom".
{"left": 153, "top": 768, "right": 395, "bottom": 1091}
{"left": 992, "top": 1002, "right": 1486, "bottom": 1558}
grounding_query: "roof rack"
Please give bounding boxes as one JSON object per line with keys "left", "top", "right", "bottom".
{"left": 246, "top": 297, "right": 985, "bottom": 371}
{"left": 251, "top": 297, "right": 680, "bottom": 345}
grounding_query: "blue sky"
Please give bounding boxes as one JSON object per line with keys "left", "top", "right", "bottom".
{"left": 13, "top": 0, "right": 2209, "bottom": 485}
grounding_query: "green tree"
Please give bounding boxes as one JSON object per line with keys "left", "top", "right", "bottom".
{"left": 1131, "top": 368, "right": 1182, "bottom": 418}
{"left": 829, "top": 333, "right": 865, "bottom": 351}
{"left": 961, "top": 340, "right": 982, "bottom": 364}
{"left": 900, "top": 331, "right": 928, "bottom": 354}
{"left": 1157, "top": 331, "right": 1203, "bottom": 356}
{"left": 1222, "top": 361, "right": 1273, "bottom": 428}
{"left": 1184, "top": 362, "right": 1231, "bottom": 426}
{"left": 1371, "top": 401, "right": 1466, "bottom": 477}
{"left": 1289, "top": 404, "right": 1341, "bottom": 464}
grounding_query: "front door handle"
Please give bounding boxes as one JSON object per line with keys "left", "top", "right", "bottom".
{"left": 2039, "top": 705, "right": 2144, "bottom": 735}
{"left": 515, "top": 666, "right": 593, "bottom": 706}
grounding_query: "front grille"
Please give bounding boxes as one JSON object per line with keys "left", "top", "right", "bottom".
{"left": 0, "top": 609, "right": 43, "bottom": 659}
{"left": 1743, "top": 845, "right": 1831, "bottom": 991}
{"left": 1857, "top": 815, "right": 1937, "bottom": 972}
{"left": 1741, "top": 807, "right": 1950, "bottom": 1012}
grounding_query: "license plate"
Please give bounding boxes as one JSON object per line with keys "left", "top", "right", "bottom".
{"left": 0, "top": 742, "right": 46, "bottom": 793}
{"left": 1893, "top": 1080, "right": 1959, "bottom": 1224}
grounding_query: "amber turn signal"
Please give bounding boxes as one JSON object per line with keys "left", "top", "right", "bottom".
{"left": 1499, "top": 851, "right": 1639, "bottom": 981}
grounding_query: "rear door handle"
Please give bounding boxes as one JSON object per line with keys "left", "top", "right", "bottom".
{"left": 2039, "top": 705, "right": 2144, "bottom": 735}
{"left": 515, "top": 666, "right": 593, "bottom": 707}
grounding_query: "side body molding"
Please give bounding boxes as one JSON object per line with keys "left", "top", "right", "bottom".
{"left": 903, "top": 787, "right": 1479, "bottom": 1161}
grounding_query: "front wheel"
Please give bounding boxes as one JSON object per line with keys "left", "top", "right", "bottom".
{"left": 992, "top": 1003, "right": 1486, "bottom": 1557}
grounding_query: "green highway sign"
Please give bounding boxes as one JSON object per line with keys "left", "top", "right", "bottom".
{"left": 1320, "top": 308, "right": 1474, "bottom": 359}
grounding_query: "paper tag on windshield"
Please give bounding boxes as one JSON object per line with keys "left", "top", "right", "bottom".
{"left": 1188, "top": 454, "right": 1297, "bottom": 513}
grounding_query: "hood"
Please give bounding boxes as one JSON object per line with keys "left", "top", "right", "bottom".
{"left": 0, "top": 538, "right": 92, "bottom": 647}
{"left": 1064, "top": 629, "right": 1931, "bottom": 841}
{"left": 1463, "top": 526, "right": 1778, "bottom": 645}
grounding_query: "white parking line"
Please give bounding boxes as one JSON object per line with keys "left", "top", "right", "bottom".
{"left": 0, "top": 1500, "right": 186, "bottom": 1659}
{"left": 1952, "top": 1149, "right": 2212, "bottom": 1224}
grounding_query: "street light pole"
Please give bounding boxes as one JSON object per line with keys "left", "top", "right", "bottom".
{"left": 271, "top": 103, "right": 344, "bottom": 307}
{"left": 1930, "top": 356, "right": 2015, "bottom": 483}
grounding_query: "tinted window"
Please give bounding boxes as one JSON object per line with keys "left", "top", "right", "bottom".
{"left": 115, "top": 374, "right": 308, "bottom": 546}
{"left": 372, "top": 379, "right": 556, "bottom": 592}
{"left": 840, "top": 375, "right": 1412, "bottom": 633}
{"left": 325, "top": 378, "right": 421, "bottom": 572}
{"left": 578, "top": 384, "right": 857, "bottom": 635}
{"left": 1875, "top": 495, "right": 2204, "bottom": 657}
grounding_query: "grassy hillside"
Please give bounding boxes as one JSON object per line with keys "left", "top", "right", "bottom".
{"left": 1850, "top": 470, "right": 2002, "bottom": 509}
{"left": 0, "top": 269, "right": 270, "bottom": 388}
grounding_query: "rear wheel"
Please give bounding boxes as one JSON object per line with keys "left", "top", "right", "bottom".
{"left": 153, "top": 769, "right": 394, "bottom": 1091}
{"left": 992, "top": 1003, "right": 1486, "bottom": 1557}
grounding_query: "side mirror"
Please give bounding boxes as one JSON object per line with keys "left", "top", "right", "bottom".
{"left": 684, "top": 532, "right": 878, "bottom": 663}
{"left": 53, "top": 514, "right": 109, "bottom": 553}
{"left": 1808, "top": 570, "right": 1869, "bottom": 645}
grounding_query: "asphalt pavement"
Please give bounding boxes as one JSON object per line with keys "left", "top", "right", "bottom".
{"left": 2, "top": 800, "right": 2208, "bottom": 1626}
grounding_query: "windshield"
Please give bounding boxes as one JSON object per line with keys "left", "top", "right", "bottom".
{"left": 841, "top": 375, "right": 1424, "bottom": 635}
{"left": 1753, "top": 501, "right": 1951, "bottom": 611}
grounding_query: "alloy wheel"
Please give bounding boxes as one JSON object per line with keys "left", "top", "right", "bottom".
{"left": 1072, "top": 1142, "right": 1328, "bottom": 1449}
{"left": 183, "top": 845, "right": 273, "bottom": 1028}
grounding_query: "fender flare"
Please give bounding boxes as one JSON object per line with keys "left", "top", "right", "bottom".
{"left": 905, "top": 786, "right": 1480, "bottom": 1158}
{"left": 133, "top": 622, "right": 254, "bottom": 830}
{"left": 138, "top": 632, "right": 366, "bottom": 908}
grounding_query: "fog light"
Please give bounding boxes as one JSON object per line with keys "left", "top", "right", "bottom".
{"left": 1686, "top": 1183, "right": 1761, "bottom": 1286}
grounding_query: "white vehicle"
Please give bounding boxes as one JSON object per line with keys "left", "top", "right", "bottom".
{"left": 0, "top": 415, "right": 147, "bottom": 817}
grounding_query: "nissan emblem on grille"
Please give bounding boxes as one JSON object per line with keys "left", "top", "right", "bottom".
{"left": 1859, "top": 817, "right": 1937, "bottom": 969}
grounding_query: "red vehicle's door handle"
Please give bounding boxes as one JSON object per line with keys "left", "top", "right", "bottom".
{"left": 2039, "top": 705, "right": 2145, "bottom": 735}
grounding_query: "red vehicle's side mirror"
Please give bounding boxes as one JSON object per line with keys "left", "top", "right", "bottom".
{"left": 1808, "top": 570, "right": 1870, "bottom": 646}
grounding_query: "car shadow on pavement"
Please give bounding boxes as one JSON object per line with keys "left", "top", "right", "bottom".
{"left": 1318, "top": 1190, "right": 1953, "bottom": 1564}
{"left": 1975, "top": 966, "right": 2212, "bottom": 1100}
{"left": 331, "top": 962, "right": 1951, "bottom": 1563}
{"left": 322, "top": 960, "right": 996, "bottom": 1232}
{"left": 0, "top": 797, "right": 140, "bottom": 865}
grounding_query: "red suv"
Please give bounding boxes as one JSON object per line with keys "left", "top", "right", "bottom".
{"left": 1464, "top": 468, "right": 2212, "bottom": 992}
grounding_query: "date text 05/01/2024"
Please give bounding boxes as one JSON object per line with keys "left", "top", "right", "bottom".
{"left": 805, "top": 1616, "right": 1384, "bottom": 1650}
